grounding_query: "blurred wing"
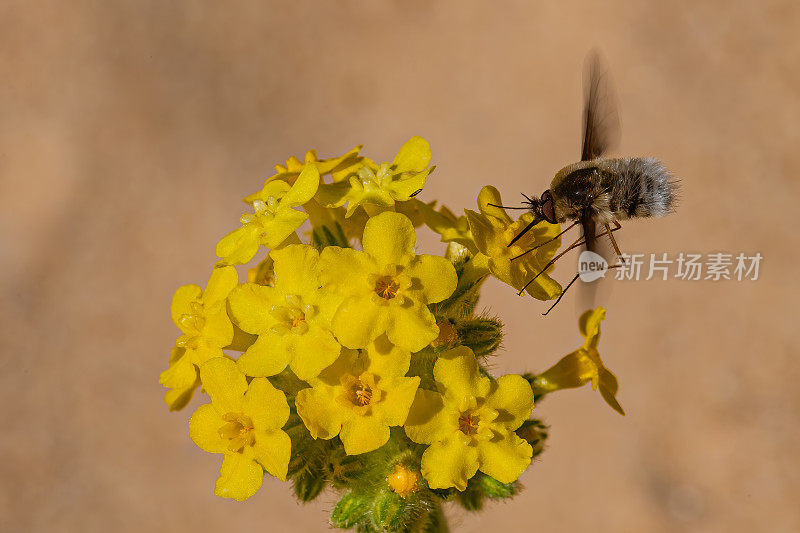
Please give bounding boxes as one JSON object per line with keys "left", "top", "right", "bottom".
{"left": 578, "top": 212, "right": 616, "bottom": 310}
{"left": 581, "top": 49, "right": 620, "bottom": 161}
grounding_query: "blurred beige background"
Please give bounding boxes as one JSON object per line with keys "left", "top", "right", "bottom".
{"left": 1, "top": 1, "right": 798, "bottom": 532}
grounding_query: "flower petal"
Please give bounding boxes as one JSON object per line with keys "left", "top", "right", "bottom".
{"left": 385, "top": 167, "right": 432, "bottom": 200}
{"left": 485, "top": 375, "right": 534, "bottom": 431}
{"left": 189, "top": 343, "right": 225, "bottom": 367}
{"left": 164, "top": 383, "right": 198, "bottom": 412}
{"left": 318, "top": 247, "right": 375, "bottom": 295}
{"left": 579, "top": 306, "right": 606, "bottom": 350}
{"left": 464, "top": 209, "right": 497, "bottom": 257}
{"left": 202, "top": 266, "right": 239, "bottom": 307}
{"left": 362, "top": 212, "right": 416, "bottom": 267}
{"left": 216, "top": 225, "right": 262, "bottom": 266}
{"left": 244, "top": 180, "right": 291, "bottom": 204}
{"left": 244, "top": 378, "right": 290, "bottom": 430}
{"left": 263, "top": 209, "right": 308, "bottom": 249}
{"left": 533, "top": 349, "right": 595, "bottom": 394}
{"left": 520, "top": 268, "right": 562, "bottom": 300}
{"left": 365, "top": 334, "right": 410, "bottom": 377}
{"left": 171, "top": 285, "right": 202, "bottom": 328}
{"left": 214, "top": 450, "right": 264, "bottom": 501}
{"left": 476, "top": 432, "right": 533, "bottom": 483}
{"left": 315, "top": 181, "right": 351, "bottom": 208}
{"left": 203, "top": 308, "right": 234, "bottom": 346}
{"left": 477, "top": 185, "right": 512, "bottom": 224}
{"left": 159, "top": 349, "right": 197, "bottom": 390}
{"left": 281, "top": 163, "right": 319, "bottom": 207}
{"left": 340, "top": 415, "right": 391, "bottom": 455}
{"left": 199, "top": 357, "right": 247, "bottom": 414}
{"left": 189, "top": 403, "right": 228, "bottom": 453}
{"left": 269, "top": 245, "right": 320, "bottom": 297}
{"left": 236, "top": 333, "right": 292, "bottom": 377}
{"left": 432, "top": 346, "right": 489, "bottom": 402}
{"left": 404, "top": 388, "right": 456, "bottom": 445}
{"left": 228, "top": 283, "right": 278, "bottom": 333}
{"left": 253, "top": 429, "right": 291, "bottom": 481}
{"left": 377, "top": 376, "right": 420, "bottom": 426}
{"left": 597, "top": 365, "right": 625, "bottom": 415}
{"left": 331, "top": 295, "right": 385, "bottom": 349}
{"left": 420, "top": 435, "right": 479, "bottom": 491}
{"left": 405, "top": 255, "right": 457, "bottom": 304}
{"left": 288, "top": 325, "right": 341, "bottom": 381}
{"left": 295, "top": 385, "right": 345, "bottom": 440}
{"left": 392, "top": 136, "right": 431, "bottom": 173}
{"left": 386, "top": 303, "right": 438, "bottom": 353}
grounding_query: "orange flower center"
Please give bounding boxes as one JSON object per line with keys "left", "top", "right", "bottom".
{"left": 353, "top": 382, "right": 374, "bottom": 406}
{"left": 219, "top": 412, "right": 255, "bottom": 452}
{"left": 338, "top": 373, "right": 383, "bottom": 413}
{"left": 458, "top": 412, "right": 480, "bottom": 436}
{"left": 374, "top": 277, "right": 400, "bottom": 299}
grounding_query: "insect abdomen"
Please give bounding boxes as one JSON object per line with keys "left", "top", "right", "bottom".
{"left": 605, "top": 157, "right": 678, "bottom": 219}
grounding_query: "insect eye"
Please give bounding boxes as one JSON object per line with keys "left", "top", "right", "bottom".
{"left": 540, "top": 190, "right": 556, "bottom": 224}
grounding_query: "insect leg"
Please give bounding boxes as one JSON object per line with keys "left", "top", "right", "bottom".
{"left": 511, "top": 221, "right": 580, "bottom": 261}
{"left": 487, "top": 203, "right": 532, "bottom": 210}
{"left": 543, "top": 261, "right": 626, "bottom": 317}
{"left": 508, "top": 217, "right": 541, "bottom": 247}
{"left": 518, "top": 224, "right": 623, "bottom": 297}
{"left": 517, "top": 234, "right": 586, "bottom": 295}
{"left": 542, "top": 272, "right": 581, "bottom": 315}
{"left": 604, "top": 221, "right": 625, "bottom": 263}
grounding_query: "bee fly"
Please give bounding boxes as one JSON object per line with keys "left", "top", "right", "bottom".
{"left": 496, "top": 50, "right": 679, "bottom": 314}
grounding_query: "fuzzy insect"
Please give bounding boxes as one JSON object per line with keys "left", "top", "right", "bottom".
{"left": 503, "top": 50, "right": 679, "bottom": 313}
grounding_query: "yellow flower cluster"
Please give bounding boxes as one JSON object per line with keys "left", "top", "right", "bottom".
{"left": 160, "top": 138, "right": 624, "bottom": 507}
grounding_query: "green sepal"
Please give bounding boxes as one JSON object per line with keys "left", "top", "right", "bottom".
{"left": 455, "top": 317, "right": 503, "bottom": 357}
{"left": 331, "top": 490, "right": 372, "bottom": 529}
{"left": 371, "top": 490, "right": 408, "bottom": 530}
{"left": 456, "top": 485, "right": 483, "bottom": 511}
{"left": 419, "top": 503, "right": 449, "bottom": 533}
{"left": 293, "top": 466, "right": 326, "bottom": 502}
{"left": 516, "top": 418, "right": 549, "bottom": 459}
{"left": 476, "top": 473, "right": 517, "bottom": 499}
{"left": 327, "top": 449, "right": 365, "bottom": 488}
{"left": 312, "top": 221, "right": 350, "bottom": 251}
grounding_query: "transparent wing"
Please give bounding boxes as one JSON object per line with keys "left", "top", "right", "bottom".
{"left": 581, "top": 49, "right": 621, "bottom": 161}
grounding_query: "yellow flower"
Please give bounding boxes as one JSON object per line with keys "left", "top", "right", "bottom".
{"left": 295, "top": 336, "right": 420, "bottom": 455}
{"left": 244, "top": 145, "right": 363, "bottom": 196}
{"left": 216, "top": 164, "right": 319, "bottom": 266}
{"left": 404, "top": 347, "right": 534, "bottom": 491}
{"left": 318, "top": 212, "right": 457, "bottom": 352}
{"left": 189, "top": 357, "right": 291, "bottom": 500}
{"left": 159, "top": 266, "right": 238, "bottom": 410}
{"left": 531, "top": 307, "right": 624, "bottom": 415}
{"left": 465, "top": 186, "right": 562, "bottom": 300}
{"left": 316, "top": 137, "right": 434, "bottom": 217}
{"left": 228, "top": 245, "right": 341, "bottom": 381}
